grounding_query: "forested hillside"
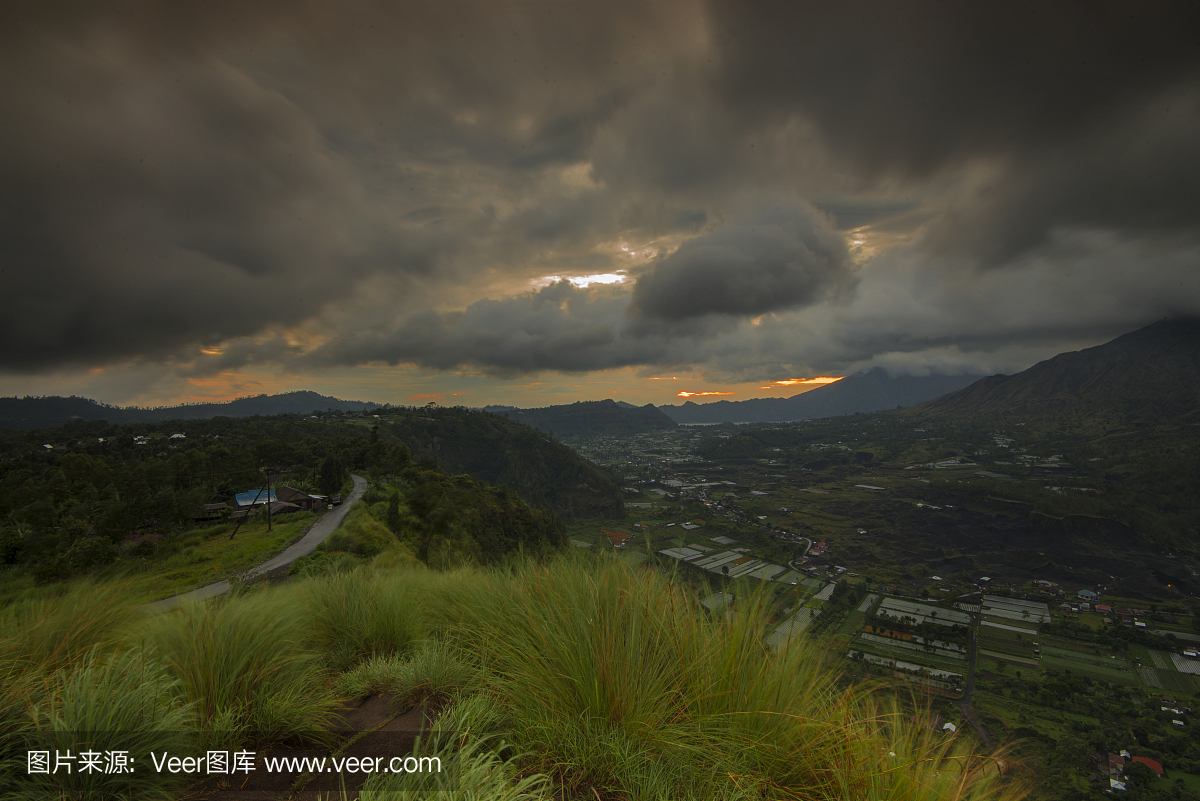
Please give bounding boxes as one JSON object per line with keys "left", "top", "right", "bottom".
{"left": 0, "top": 411, "right": 573, "bottom": 588}
{"left": 484, "top": 398, "right": 677, "bottom": 438}
{"left": 372, "top": 406, "right": 624, "bottom": 518}
{"left": 0, "top": 391, "right": 384, "bottom": 429}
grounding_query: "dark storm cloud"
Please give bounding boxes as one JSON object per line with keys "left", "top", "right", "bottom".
{"left": 921, "top": 90, "right": 1200, "bottom": 263}
{"left": 301, "top": 281, "right": 710, "bottom": 377}
{"left": 631, "top": 199, "right": 853, "bottom": 321}
{"left": 0, "top": 12, "right": 446, "bottom": 372}
{"left": 4, "top": 0, "right": 1200, "bottom": 391}
{"left": 706, "top": 0, "right": 1200, "bottom": 176}
{"left": 704, "top": 0, "right": 1200, "bottom": 261}
{"left": 0, "top": 0, "right": 703, "bottom": 374}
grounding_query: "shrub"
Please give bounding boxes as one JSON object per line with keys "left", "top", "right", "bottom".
{"left": 63, "top": 537, "right": 118, "bottom": 573}
{"left": 120, "top": 532, "right": 163, "bottom": 559}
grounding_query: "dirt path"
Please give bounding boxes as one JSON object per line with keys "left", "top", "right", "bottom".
{"left": 955, "top": 612, "right": 994, "bottom": 749}
{"left": 147, "top": 474, "right": 367, "bottom": 612}
{"left": 181, "top": 696, "right": 430, "bottom": 801}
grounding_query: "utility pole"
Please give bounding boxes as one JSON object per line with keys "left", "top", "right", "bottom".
{"left": 266, "top": 467, "right": 273, "bottom": 532}
{"left": 230, "top": 477, "right": 270, "bottom": 540}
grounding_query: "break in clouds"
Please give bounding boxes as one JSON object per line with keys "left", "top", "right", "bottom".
{"left": 3, "top": 0, "right": 1200, "bottom": 400}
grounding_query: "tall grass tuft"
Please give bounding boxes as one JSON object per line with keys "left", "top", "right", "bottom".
{"left": 0, "top": 581, "right": 137, "bottom": 670}
{"left": 357, "top": 735, "right": 553, "bottom": 801}
{"left": 9, "top": 648, "right": 196, "bottom": 800}
{"left": 336, "top": 641, "right": 483, "bottom": 708}
{"left": 145, "top": 589, "right": 338, "bottom": 745}
{"left": 423, "top": 552, "right": 1026, "bottom": 801}
{"left": 0, "top": 582, "right": 144, "bottom": 793}
{"left": 304, "top": 567, "right": 428, "bottom": 672}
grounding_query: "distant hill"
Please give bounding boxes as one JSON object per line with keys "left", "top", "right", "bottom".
{"left": 378, "top": 406, "right": 626, "bottom": 517}
{"left": 658, "top": 368, "right": 986, "bottom": 424}
{"left": 483, "top": 399, "right": 677, "bottom": 438}
{"left": 911, "top": 317, "right": 1200, "bottom": 424}
{"left": 0, "top": 391, "right": 385, "bottom": 429}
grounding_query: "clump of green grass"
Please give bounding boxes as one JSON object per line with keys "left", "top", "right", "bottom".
{"left": 422, "top": 552, "right": 1025, "bottom": 801}
{"left": 336, "top": 641, "right": 483, "bottom": 708}
{"left": 288, "top": 548, "right": 359, "bottom": 577}
{"left": 9, "top": 648, "right": 196, "bottom": 800}
{"left": 144, "top": 589, "right": 338, "bottom": 744}
{"left": 358, "top": 735, "right": 553, "bottom": 801}
{"left": 0, "top": 545, "right": 1022, "bottom": 801}
{"left": 0, "top": 583, "right": 144, "bottom": 790}
{"left": 303, "top": 567, "right": 428, "bottom": 672}
{"left": 324, "top": 505, "right": 395, "bottom": 558}
{"left": 0, "top": 581, "right": 136, "bottom": 670}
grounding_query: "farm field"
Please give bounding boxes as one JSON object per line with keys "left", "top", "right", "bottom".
{"left": 1040, "top": 653, "right": 1139, "bottom": 685}
{"left": 1138, "top": 666, "right": 1198, "bottom": 693}
{"left": 1040, "top": 644, "right": 1129, "bottom": 670}
{"left": 852, "top": 637, "right": 971, "bottom": 675}
{"left": 978, "top": 636, "right": 1036, "bottom": 659}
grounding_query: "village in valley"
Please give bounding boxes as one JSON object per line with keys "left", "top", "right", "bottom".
{"left": 565, "top": 417, "right": 1200, "bottom": 794}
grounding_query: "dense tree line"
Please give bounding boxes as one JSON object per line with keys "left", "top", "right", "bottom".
{"left": 371, "top": 406, "right": 624, "bottom": 518}
{"left": 359, "top": 445, "right": 567, "bottom": 565}
{"left": 0, "top": 408, "right": 592, "bottom": 583}
{"left": 0, "top": 417, "right": 367, "bottom": 582}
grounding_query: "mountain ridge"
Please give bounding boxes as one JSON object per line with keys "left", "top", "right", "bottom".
{"left": 0, "top": 391, "right": 386, "bottom": 429}
{"left": 910, "top": 317, "right": 1200, "bottom": 423}
{"left": 657, "top": 368, "right": 986, "bottom": 424}
{"left": 483, "top": 398, "right": 677, "bottom": 438}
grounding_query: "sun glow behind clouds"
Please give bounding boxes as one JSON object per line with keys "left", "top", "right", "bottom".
{"left": 530, "top": 272, "right": 628, "bottom": 289}
{"left": 771, "top": 376, "right": 842, "bottom": 386}
{"left": 677, "top": 391, "right": 736, "bottom": 397}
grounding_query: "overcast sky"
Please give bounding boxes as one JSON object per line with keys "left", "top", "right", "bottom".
{"left": 4, "top": 0, "right": 1199, "bottom": 408}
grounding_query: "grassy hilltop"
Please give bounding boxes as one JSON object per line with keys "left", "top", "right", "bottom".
{"left": 1, "top": 549, "right": 1022, "bottom": 800}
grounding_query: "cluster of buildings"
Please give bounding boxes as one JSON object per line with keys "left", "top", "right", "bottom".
{"left": 194, "top": 485, "right": 335, "bottom": 524}
{"left": 1102, "top": 750, "right": 1164, "bottom": 791}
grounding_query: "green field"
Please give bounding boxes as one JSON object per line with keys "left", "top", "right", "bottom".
{"left": 979, "top": 635, "right": 1037, "bottom": 659}
{"left": 1041, "top": 634, "right": 1113, "bottom": 657}
{"left": 853, "top": 638, "right": 969, "bottom": 675}
{"left": 838, "top": 610, "right": 867, "bottom": 636}
{"left": 1040, "top": 654, "right": 1140, "bottom": 685}
{"left": 1139, "top": 666, "right": 1197, "bottom": 693}
{"left": 1041, "top": 644, "right": 1128, "bottom": 670}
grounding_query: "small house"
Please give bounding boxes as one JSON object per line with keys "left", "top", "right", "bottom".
{"left": 193, "top": 502, "right": 229, "bottom": 523}
{"left": 275, "top": 485, "right": 325, "bottom": 511}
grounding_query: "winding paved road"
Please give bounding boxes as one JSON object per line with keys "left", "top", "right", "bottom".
{"left": 147, "top": 474, "right": 367, "bottom": 612}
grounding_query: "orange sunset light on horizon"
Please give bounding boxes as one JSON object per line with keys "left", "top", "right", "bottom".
{"left": 774, "top": 376, "right": 843, "bottom": 386}
{"left": 677, "top": 376, "right": 842, "bottom": 400}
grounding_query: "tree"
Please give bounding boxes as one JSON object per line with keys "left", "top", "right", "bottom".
{"left": 386, "top": 492, "right": 403, "bottom": 536}
{"left": 319, "top": 454, "right": 345, "bottom": 496}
